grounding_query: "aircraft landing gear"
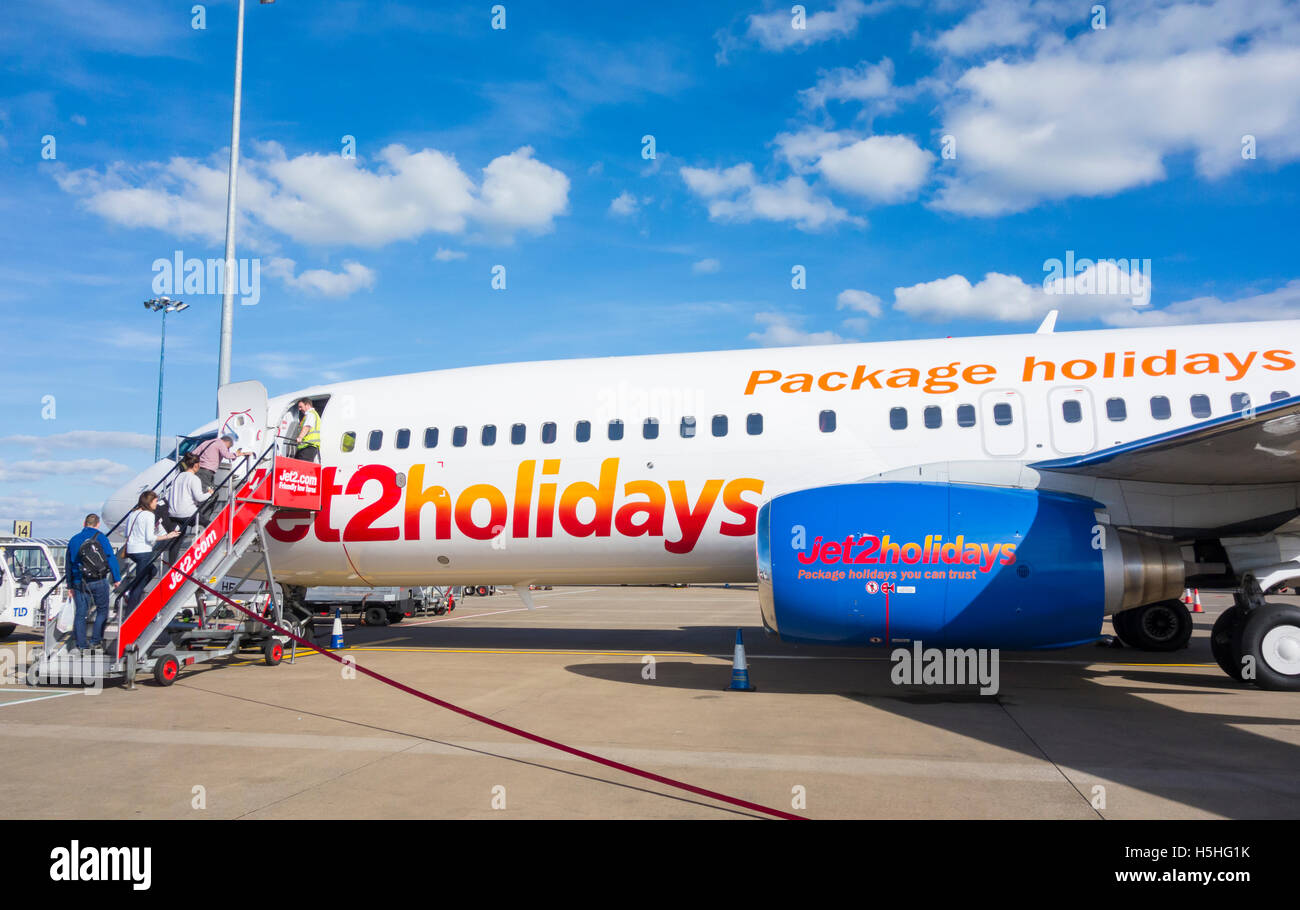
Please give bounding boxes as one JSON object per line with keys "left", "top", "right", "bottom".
{"left": 1112, "top": 599, "right": 1193, "bottom": 652}
{"left": 1210, "top": 606, "right": 1246, "bottom": 681}
{"left": 1226, "top": 577, "right": 1300, "bottom": 691}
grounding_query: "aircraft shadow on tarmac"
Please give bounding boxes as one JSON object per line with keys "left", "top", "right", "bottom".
{"left": 554, "top": 633, "right": 1300, "bottom": 820}
{"left": 322, "top": 615, "right": 1300, "bottom": 818}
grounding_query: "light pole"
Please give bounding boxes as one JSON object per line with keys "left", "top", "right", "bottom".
{"left": 145, "top": 297, "right": 189, "bottom": 461}
{"left": 218, "top": 0, "right": 276, "bottom": 398}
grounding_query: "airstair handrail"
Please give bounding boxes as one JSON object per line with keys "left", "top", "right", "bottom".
{"left": 36, "top": 436, "right": 288, "bottom": 619}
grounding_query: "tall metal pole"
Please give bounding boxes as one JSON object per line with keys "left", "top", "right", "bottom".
{"left": 156, "top": 308, "right": 168, "bottom": 462}
{"left": 217, "top": 0, "right": 246, "bottom": 396}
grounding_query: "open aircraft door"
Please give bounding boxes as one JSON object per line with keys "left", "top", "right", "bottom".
{"left": 218, "top": 380, "right": 272, "bottom": 454}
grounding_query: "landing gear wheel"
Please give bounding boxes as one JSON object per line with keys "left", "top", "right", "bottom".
{"left": 1123, "top": 600, "right": 1193, "bottom": 652}
{"left": 0, "top": 622, "right": 15, "bottom": 641}
{"left": 1234, "top": 603, "right": 1300, "bottom": 691}
{"left": 476, "top": 585, "right": 490, "bottom": 597}
{"left": 1211, "top": 606, "right": 1246, "bottom": 681}
{"left": 1110, "top": 610, "right": 1137, "bottom": 647}
{"left": 263, "top": 639, "right": 283, "bottom": 666}
{"left": 153, "top": 654, "right": 180, "bottom": 687}
{"left": 364, "top": 605, "right": 389, "bottom": 627}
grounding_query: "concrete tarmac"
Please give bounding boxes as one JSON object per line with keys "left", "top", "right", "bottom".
{"left": 2, "top": 585, "right": 1297, "bottom": 819}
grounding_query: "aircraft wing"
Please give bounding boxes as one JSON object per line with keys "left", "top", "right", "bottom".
{"left": 1032, "top": 394, "right": 1300, "bottom": 484}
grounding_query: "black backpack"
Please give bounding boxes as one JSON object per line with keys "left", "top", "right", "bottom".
{"left": 78, "top": 535, "right": 111, "bottom": 582}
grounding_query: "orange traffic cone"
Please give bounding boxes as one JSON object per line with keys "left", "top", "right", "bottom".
{"left": 1182, "top": 588, "right": 1193, "bottom": 607}
{"left": 1192, "top": 588, "right": 1204, "bottom": 613}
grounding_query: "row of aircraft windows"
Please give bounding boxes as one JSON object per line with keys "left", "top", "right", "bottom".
{"left": 341, "top": 413, "right": 769, "bottom": 452}
{"left": 1095, "top": 391, "right": 1287, "bottom": 424}
{"left": 338, "top": 390, "right": 1291, "bottom": 451}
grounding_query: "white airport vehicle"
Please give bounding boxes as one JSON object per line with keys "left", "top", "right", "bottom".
{"left": 99, "top": 319, "right": 1300, "bottom": 689}
{"left": 0, "top": 538, "right": 64, "bottom": 640}
{"left": 303, "top": 585, "right": 434, "bottom": 626}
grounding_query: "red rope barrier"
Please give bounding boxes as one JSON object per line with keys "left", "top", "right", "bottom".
{"left": 180, "top": 572, "right": 807, "bottom": 820}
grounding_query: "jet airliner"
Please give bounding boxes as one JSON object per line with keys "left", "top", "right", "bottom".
{"left": 103, "top": 318, "right": 1300, "bottom": 690}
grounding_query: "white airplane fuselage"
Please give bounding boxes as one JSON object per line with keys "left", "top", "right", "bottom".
{"left": 106, "top": 320, "right": 1300, "bottom": 589}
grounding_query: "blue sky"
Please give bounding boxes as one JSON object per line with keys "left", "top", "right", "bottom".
{"left": 2, "top": 0, "right": 1299, "bottom": 536}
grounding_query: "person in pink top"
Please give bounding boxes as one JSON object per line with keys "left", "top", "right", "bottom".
{"left": 192, "top": 435, "right": 249, "bottom": 488}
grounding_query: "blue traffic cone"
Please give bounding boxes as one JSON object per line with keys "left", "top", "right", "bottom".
{"left": 330, "top": 607, "right": 346, "bottom": 649}
{"left": 727, "top": 629, "right": 756, "bottom": 691}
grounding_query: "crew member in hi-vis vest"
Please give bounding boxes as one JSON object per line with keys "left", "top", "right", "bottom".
{"left": 294, "top": 398, "right": 322, "bottom": 463}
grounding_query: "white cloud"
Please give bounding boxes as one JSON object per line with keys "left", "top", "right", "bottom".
{"left": 837, "top": 288, "right": 883, "bottom": 316}
{"left": 799, "top": 58, "right": 898, "bottom": 109}
{"left": 0, "top": 493, "right": 105, "bottom": 535}
{"left": 929, "top": 0, "right": 1047, "bottom": 56}
{"left": 476, "top": 146, "right": 571, "bottom": 232}
{"left": 743, "top": 0, "right": 887, "bottom": 51}
{"left": 0, "top": 459, "right": 133, "bottom": 487}
{"left": 0, "top": 431, "right": 154, "bottom": 454}
{"left": 434, "top": 248, "right": 467, "bottom": 261}
{"left": 56, "top": 142, "right": 571, "bottom": 246}
{"left": 680, "top": 163, "right": 756, "bottom": 197}
{"left": 816, "top": 135, "right": 934, "bottom": 202}
{"left": 692, "top": 258, "right": 721, "bottom": 274}
{"left": 1100, "top": 279, "right": 1300, "bottom": 328}
{"left": 265, "top": 258, "right": 376, "bottom": 297}
{"left": 774, "top": 128, "right": 855, "bottom": 171}
{"left": 894, "top": 261, "right": 1153, "bottom": 323}
{"left": 748, "top": 312, "right": 846, "bottom": 347}
{"left": 680, "top": 164, "right": 857, "bottom": 231}
{"left": 931, "top": 2, "right": 1300, "bottom": 214}
{"left": 609, "top": 191, "right": 639, "bottom": 216}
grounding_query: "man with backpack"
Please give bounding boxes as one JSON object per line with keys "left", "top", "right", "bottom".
{"left": 66, "top": 513, "right": 121, "bottom": 653}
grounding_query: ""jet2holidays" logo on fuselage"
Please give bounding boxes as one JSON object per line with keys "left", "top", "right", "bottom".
{"left": 266, "top": 458, "right": 764, "bottom": 555}
{"left": 797, "top": 534, "right": 1018, "bottom": 573}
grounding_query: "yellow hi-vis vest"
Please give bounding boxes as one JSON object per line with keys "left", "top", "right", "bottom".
{"left": 298, "top": 409, "right": 321, "bottom": 450}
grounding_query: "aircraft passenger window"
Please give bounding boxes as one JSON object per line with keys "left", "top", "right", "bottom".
{"left": 576, "top": 420, "right": 591, "bottom": 442}
{"left": 819, "top": 410, "right": 836, "bottom": 433}
{"left": 956, "top": 404, "right": 976, "bottom": 427}
{"left": 453, "top": 426, "right": 467, "bottom": 447}
{"left": 993, "top": 403, "right": 1013, "bottom": 426}
{"left": 1106, "top": 398, "right": 1126, "bottom": 421}
{"left": 423, "top": 427, "right": 439, "bottom": 448}
{"left": 1062, "top": 400, "right": 1082, "bottom": 424}
{"left": 681, "top": 416, "right": 696, "bottom": 438}
{"left": 712, "top": 415, "right": 728, "bottom": 437}
{"left": 747, "top": 413, "right": 763, "bottom": 435}
{"left": 643, "top": 418, "right": 659, "bottom": 439}
{"left": 340, "top": 432, "right": 356, "bottom": 453}
{"left": 395, "top": 428, "right": 411, "bottom": 449}
{"left": 368, "top": 430, "right": 383, "bottom": 451}
{"left": 1150, "top": 396, "right": 1171, "bottom": 420}
{"left": 1271, "top": 390, "right": 1290, "bottom": 402}
{"left": 608, "top": 419, "right": 624, "bottom": 441}
{"left": 1189, "top": 395, "right": 1211, "bottom": 418}
{"left": 889, "top": 408, "right": 907, "bottom": 430}
{"left": 482, "top": 425, "right": 497, "bottom": 446}
{"left": 511, "top": 423, "right": 526, "bottom": 445}
{"left": 923, "top": 406, "right": 941, "bottom": 429}
{"left": 1231, "top": 392, "right": 1252, "bottom": 411}
{"left": 541, "top": 422, "right": 557, "bottom": 444}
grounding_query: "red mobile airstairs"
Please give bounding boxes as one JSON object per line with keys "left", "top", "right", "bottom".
{"left": 31, "top": 443, "right": 322, "bottom": 688}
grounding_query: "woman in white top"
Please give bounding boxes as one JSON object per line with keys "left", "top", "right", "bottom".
{"left": 122, "top": 490, "right": 178, "bottom": 612}
{"left": 161, "top": 454, "right": 211, "bottom": 565}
